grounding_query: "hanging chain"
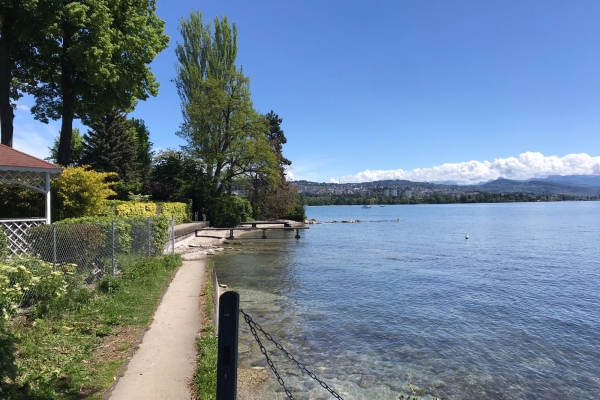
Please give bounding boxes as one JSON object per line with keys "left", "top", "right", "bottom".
{"left": 240, "top": 309, "right": 344, "bottom": 400}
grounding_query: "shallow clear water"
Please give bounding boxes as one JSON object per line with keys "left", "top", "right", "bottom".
{"left": 213, "top": 202, "right": 600, "bottom": 399}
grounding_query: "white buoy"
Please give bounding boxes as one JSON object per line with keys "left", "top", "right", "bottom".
{"left": 465, "top": 234, "right": 469, "bottom": 240}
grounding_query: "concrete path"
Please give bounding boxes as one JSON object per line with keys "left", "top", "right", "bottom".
{"left": 108, "top": 258, "right": 206, "bottom": 400}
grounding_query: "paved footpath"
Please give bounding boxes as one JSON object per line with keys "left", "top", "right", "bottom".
{"left": 108, "top": 258, "right": 206, "bottom": 400}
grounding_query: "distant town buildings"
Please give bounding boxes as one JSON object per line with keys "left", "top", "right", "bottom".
{"left": 405, "top": 190, "right": 412, "bottom": 199}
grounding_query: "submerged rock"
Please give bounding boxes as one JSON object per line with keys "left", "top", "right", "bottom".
{"left": 358, "top": 375, "right": 376, "bottom": 388}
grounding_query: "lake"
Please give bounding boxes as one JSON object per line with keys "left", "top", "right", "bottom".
{"left": 212, "top": 202, "right": 600, "bottom": 399}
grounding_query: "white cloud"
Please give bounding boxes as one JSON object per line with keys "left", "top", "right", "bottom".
{"left": 285, "top": 169, "right": 295, "bottom": 181}
{"left": 16, "top": 104, "right": 30, "bottom": 112}
{"left": 338, "top": 152, "right": 600, "bottom": 184}
{"left": 12, "top": 122, "right": 57, "bottom": 161}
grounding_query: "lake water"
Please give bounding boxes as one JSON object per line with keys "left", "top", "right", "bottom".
{"left": 212, "top": 202, "right": 600, "bottom": 399}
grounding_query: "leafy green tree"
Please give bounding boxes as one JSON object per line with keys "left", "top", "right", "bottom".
{"left": 175, "top": 12, "right": 276, "bottom": 198}
{"left": 0, "top": 0, "right": 49, "bottom": 147}
{"left": 129, "top": 118, "right": 154, "bottom": 184}
{"left": 46, "top": 128, "right": 84, "bottom": 166}
{"left": 27, "top": 0, "right": 169, "bottom": 166}
{"left": 82, "top": 110, "right": 139, "bottom": 184}
{"left": 249, "top": 111, "right": 302, "bottom": 219}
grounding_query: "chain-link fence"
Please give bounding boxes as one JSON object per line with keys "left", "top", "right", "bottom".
{"left": 0, "top": 216, "right": 175, "bottom": 319}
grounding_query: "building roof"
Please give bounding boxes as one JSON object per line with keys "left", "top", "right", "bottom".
{"left": 0, "top": 144, "right": 62, "bottom": 173}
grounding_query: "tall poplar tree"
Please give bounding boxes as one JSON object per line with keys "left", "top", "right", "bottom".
{"left": 175, "top": 12, "right": 276, "bottom": 197}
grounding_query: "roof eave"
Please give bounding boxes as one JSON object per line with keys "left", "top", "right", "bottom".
{"left": 0, "top": 165, "right": 63, "bottom": 174}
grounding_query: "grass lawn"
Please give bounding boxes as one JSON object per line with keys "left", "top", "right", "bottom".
{"left": 192, "top": 260, "right": 217, "bottom": 400}
{"left": 3, "top": 254, "right": 182, "bottom": 399}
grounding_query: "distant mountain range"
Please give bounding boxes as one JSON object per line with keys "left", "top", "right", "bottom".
{"left": 293, "top": 175, "right": 600, "bottom": 197}
{"left": 529, "top": 174, "right": 600, "bottom": 187}
{"left": 472, "top": 178, "right": 600, "bottom": 196}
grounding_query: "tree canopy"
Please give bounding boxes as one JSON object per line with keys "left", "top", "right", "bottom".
{"left": 0, "top": 0, "right": 168, "bottom": 167}
{"left": 175, "top": 12, "right": 277, "bottom": 198}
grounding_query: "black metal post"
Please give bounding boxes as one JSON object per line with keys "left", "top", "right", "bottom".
{"left": 216, "top": 291, "right": 239, "bottom": 400}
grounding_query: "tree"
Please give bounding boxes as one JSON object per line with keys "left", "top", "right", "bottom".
{"left": 82, "top": 110, "right": 138, "bottom": 183}
{"left": 27, "top": 0, "right": 169, "bottom": 166}
{"left": 46, "top": 128, "right": 84, "bottom": 166}
{"left": 0, "top": 0, "right": 50, "bottom": 147}
{"left": 175, "top": 12, "right": 276, "bottom": 198}
{"left": 129, "top": 118, "right": 154, "bottom": 184}
{"left": 249, "top": 111, "right": 302, "bottom": 219}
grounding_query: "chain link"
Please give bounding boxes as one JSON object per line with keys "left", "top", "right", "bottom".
{"left": 240, "top": 309, "right": 344, "bottom": 400}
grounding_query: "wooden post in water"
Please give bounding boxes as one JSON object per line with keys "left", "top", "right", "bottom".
{"left": 295, "top": 228, "right": 301, "bottom": 239}
{"left": 262, "top": 229, "right": 267, "bottom": 239}
{"left": 216, "top": 291, "right": 239, "bottom": 400}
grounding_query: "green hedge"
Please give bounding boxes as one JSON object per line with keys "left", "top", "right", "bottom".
{"left": 101, "top": 200, "right": 189, "bottom": 224}
{"left": 53, "top": 216, "right": 169, "bottom": 258}
{"left": 27, "top": 224, "right": 106, "bottom": 268}
{"left": 157, "top": 202, "right": 187, "bottom": 224}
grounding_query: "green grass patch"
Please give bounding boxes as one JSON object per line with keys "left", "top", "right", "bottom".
{"left": 192, "top": 259, "right": 218, "bottom": 399}
{"left": 3, "top": 254, "right": 182, "bottom": 399}
{"left": 194, "top": 334, "right": 218, "bottom": 400}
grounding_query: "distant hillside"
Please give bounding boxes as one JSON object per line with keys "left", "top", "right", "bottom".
{"left": 476, "top": 178, "right": 600, "bottom": 196}
{"left": 530, "top": 175, "right": 600, "bottom": 188}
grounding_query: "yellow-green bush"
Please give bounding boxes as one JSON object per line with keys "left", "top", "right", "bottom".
{"left": 115, "top": 202, "right": 157, "bottom": 217}
{"left": 52, "top": 166, "right": 117, "bottom": 220}
{"left": 158, "top": 202, "right": 187, "bottom": 224}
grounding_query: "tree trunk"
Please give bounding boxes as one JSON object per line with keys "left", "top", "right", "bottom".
{"left": 57, "top": 35, "right": 74, "bottom": 166}
{"left": 0, "top": 16, "right": 15, "bottom": 147}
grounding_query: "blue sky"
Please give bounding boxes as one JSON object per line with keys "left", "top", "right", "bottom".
{"left": 12, "top": 0, "right": 600, "bottom": 183}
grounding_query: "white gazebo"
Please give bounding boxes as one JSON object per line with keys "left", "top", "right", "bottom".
{"left": 0, "top": 144, "right": 63, "bottom": 254}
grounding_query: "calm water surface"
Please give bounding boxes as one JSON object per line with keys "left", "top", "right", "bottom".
{"left": 213, "top": 202, "right": 600, "bottom": 399}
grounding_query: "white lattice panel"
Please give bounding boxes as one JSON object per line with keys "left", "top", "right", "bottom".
{"left": 0, "top": 219, "right": 47, "bottom": 256}
{"left": 0, "top": 170, "right": 47, "bottom": 193}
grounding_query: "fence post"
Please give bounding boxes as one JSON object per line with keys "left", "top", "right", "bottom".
{"left": 147, "top": 217, "right": 151, "bottom": 258}
{"left": 216, "top": 291, "right": 239, "bottom": 400}
{"left": 171, "top": 215, "right": 175, "bottom": 254}
{"left": 112, "top": 219, "right": 115, "bottom": 275}
{"left": 52, "top": 223, "right": 57, "bottom": 272}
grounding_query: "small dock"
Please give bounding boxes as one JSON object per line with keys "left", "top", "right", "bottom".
{"left": 195, "top": 222, "right": 308, "bottom": 240}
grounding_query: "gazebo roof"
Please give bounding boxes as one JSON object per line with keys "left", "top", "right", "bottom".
{"left": 0, "top": 144, "right": 62, "bottom": 174}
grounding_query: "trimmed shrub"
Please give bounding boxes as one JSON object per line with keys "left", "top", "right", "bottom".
{"left": 56, "top": 217, "right": 132, "bottom": 257}
{"left": 115, "top": 202, "right": 157, "bottom": 217}
{"left": 158, "top": 202, "right": 187, "bottom": 224}
{"left": 28, "top": 224, "right": 105, "bottom": 269}
{"left": 211, "top": 196, "right": 253, "bottom": 227}
{"left": 171, "top": 198, "right": 193, "bottom": 222}
{"left": 127, "top": 216, "right": 169, "bottom": 256}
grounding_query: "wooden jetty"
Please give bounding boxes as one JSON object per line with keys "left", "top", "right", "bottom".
{"left": 195, "top": 223, "right": 308, "bottom": 240}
